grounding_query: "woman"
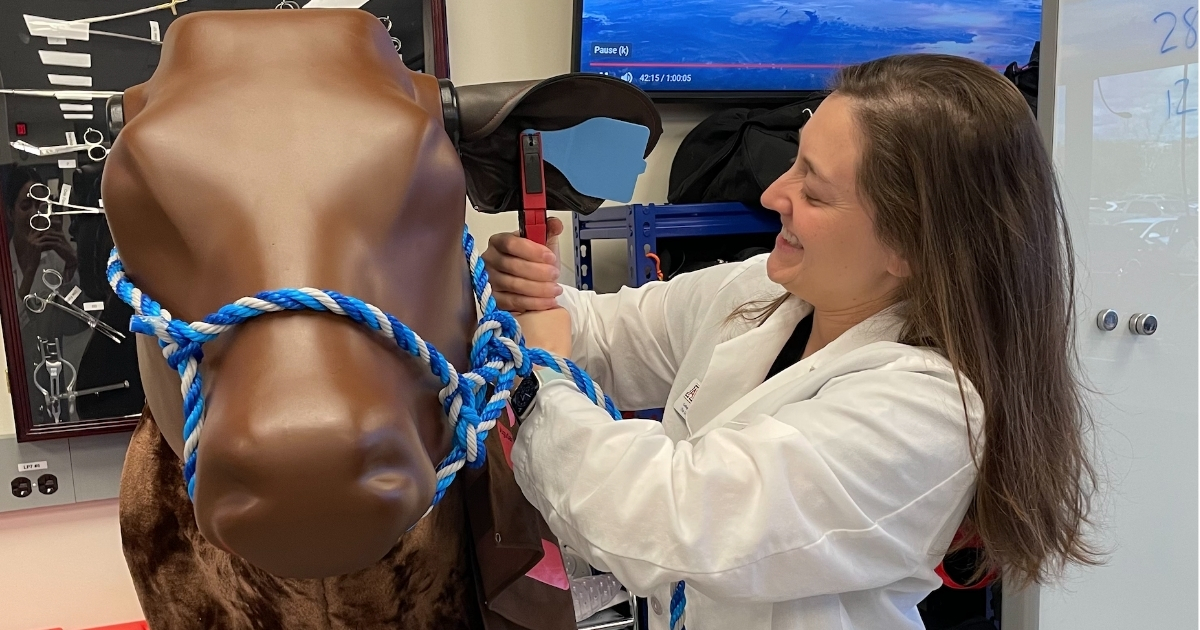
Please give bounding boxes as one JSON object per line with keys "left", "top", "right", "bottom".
{"left": 484, "top": 54, "right": 1098, "bottom": 630}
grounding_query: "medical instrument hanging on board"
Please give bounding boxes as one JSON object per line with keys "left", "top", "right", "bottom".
{"left": 10, "top": 127, "right": 110, "bottom": 162}
{"left": 33, "top": 337, "right": 75, "bottom": 423}
{"left": 26, "top": 182, "right": 106, "bottom": 232}
{"left": 24, "top": 267, "right": 125, "bottom": 344}
{"left": 31, "top": 337, "right": 132, "bottom": 424}
{"left": 59, "top": 381, "right": 131, "bottom": 402}
{"left": 273, "top": 2, "right": 403, "bottom": 53}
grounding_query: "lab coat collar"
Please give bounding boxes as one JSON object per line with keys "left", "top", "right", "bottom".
{"left": 680, "top": 296, "right": 807, "bottom": 435}
{"left": 684, "top": 298, "right": 907, "bottom": 439}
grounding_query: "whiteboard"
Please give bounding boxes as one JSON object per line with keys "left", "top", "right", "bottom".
{"left": 1031, "top": 0, "right": 1198, "bottom": 627}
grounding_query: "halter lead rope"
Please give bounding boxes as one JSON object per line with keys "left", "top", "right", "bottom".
{"left": 105, "top": 226, "right": 683, "bottom": 629}
{"left": 106, "top": 227, "right": 618, "bottom": 503}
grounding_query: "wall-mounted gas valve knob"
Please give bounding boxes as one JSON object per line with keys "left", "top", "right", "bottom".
{"left": 1129, "top": 313, "right": 1158, "bottom": 336}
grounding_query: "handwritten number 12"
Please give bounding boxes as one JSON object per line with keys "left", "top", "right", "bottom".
{"left": 1156, "top": 7, "right": 1198, "bottom": 53}
{"left": 1168, "top": 77, "right": 1198, "bottom": 117}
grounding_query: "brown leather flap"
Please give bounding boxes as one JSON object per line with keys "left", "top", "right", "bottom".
{"left": 456, "top": 73, "right": 663, "bottom": 216}
{"left": 464, "top": 419, "right": 574, "bottom": 630}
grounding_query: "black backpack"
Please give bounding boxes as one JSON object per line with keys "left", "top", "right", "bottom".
{"left": 668, "top": 95, "right": 827, "bottom": 207}
{"left": 1004, "top": 42, "right": 1040, "bottom": 115}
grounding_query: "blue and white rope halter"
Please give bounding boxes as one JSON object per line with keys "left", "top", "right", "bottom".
{"left": 106, "top": 225, "right": 684, "bottom": 630}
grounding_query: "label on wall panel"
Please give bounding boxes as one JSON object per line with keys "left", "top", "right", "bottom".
{"left": 38, "top": 50, "right": 91, "bottom": 68}
{"left": 48, "top": 74, "right": 91, "bottom": 87}
{"left": 24, "top": 15, "right": 90, "bottom": 41}
{"left": 17, "top": 461, "right": 47, "bottom": 472}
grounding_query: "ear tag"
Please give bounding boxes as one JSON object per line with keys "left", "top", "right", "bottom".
{"left": 527, "top": 117, "right": 651, "bottom": 203}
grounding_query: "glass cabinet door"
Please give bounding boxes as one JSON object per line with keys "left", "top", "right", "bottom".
{"left": 0, "top": 0, "right": 446, "bottom": 440}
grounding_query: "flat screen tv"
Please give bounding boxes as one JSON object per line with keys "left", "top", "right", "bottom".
{"left": 573, "top": 0, "right": 1042, "bottom": 100}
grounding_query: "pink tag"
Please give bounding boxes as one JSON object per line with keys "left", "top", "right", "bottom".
{"left": 526, "top": 539, "right": 571, "bottom": 590}
{"left": 498, "top": 404, "right": 517, "bottom": 467}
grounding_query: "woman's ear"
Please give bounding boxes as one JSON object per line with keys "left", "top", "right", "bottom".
{"left": 887, "top": 250, "right": 912, "bottom": 279}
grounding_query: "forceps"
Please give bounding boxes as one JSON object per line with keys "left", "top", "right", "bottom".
{"left": 24, "top": 268, "right": 125, "bottom": 344}
{"left": 9, "top": 127, "right": 109, "bottom": 162}
{"left": 27, "top": 183, "right": 105, "bottom": 231}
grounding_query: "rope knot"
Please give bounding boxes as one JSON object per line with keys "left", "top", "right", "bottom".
{"left": 166, "top": 318, "right": 211, "bottom": 345}
{"left": 165, "top": 342, "right": 203, "bottom": 372}
{"left": 471, "top": 312, "right": 524, "bottom": 368}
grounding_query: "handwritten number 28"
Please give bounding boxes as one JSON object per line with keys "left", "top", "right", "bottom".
{"left": 1189, "top": 7, "right": 1199, "bottom": 49}
{"left": 1157, "top": 7, "right": 1198, "bottom": 54}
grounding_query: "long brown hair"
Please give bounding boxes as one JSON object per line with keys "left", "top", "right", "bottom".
{"left": 744, "top": 54, "right": 1100, "bottom": 586}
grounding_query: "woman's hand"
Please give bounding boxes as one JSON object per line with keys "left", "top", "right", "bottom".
{"left": 483, "top": 217, "right": 565, "bottom": 313}
{"left": 43, "top": 232, "right": 78, "bottom": 283}
{"left": 516, "top": 307, "right": 572, "bottom": 358}
{"left": 19, "top": 231, "right": 78, "bottom": 286}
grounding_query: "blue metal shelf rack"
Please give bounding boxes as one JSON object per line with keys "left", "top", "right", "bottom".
{"left": 573, "top": 202, "right": 781, "bottom": 291}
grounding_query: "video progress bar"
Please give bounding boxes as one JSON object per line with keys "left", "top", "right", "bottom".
{"left": 588, "top": 61, "right": 846, "bottom": 69}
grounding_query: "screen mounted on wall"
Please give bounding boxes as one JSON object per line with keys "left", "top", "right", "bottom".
{"left": 573, "top": 0, "right": 1042, "bottom": 98}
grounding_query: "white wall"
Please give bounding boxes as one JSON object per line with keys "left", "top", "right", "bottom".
{"left": 0, "top": 317, "right": 18, "bottom": 438}
{"left": 0, "top": 2, "right": 710, "bottom": 629}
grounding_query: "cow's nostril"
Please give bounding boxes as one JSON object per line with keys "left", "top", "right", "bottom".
{"left": 357, "top": 429, "right": 423, "bottom": 498}
{"left": 360, "top": 469, "right": 412, "bottom": 496}
{"left": 193, "top": 415, "right": 437, "bottom": 578}
{"left": 206, "top": 489, "right": 260, "bottom": 553}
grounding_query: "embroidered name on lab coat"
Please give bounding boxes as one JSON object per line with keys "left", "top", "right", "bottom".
{"left": 673, "top": 379, "right": 702, "bottom": 420}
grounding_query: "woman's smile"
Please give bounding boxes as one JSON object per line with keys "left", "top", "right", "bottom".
{"left": 776, "top": 226, "right": 803, "bottom": 251}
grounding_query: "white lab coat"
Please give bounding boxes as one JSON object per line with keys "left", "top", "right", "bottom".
{"left": 511, "top": 256, "right": 983, "bottom": 630}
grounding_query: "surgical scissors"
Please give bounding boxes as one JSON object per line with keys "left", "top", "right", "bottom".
{"left": 27, "top": 183, "right": 105, "bottom": 232}
{"left": 8, "top": 127, "right": 108, "bottom": 162}
{"left": 23, "top": 268, "right": 125, "bottom": 344}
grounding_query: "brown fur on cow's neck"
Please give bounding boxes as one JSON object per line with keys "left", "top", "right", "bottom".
{"left": 121, "top": 409, "right": 483, "bottom": 629}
